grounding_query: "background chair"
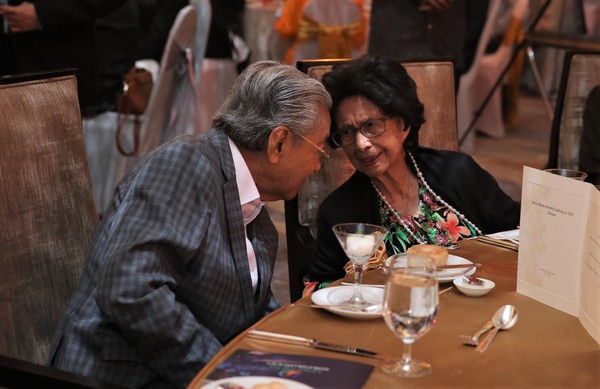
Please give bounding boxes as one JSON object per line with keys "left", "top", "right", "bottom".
{"left": 138, "top": 1, "right": 210, "bottom": 155}
{"left": 275, "top": 0, "right": 365, "bottom": 65}
{"left": 467, "top": 0, "right": 529, "bottom": 139}
{"left": 285, "top": 58, "right": 458, "bottom": 301}
{"left": 84, "top": 1, "right": 212, "bottom": 214}
{"left": 456, "top": 0, "right": 503, "bottom": 152}
{"left": 0, "top": 71, "right": 99, "bottom": 365}
{"left": 547, "top": 50, "right": 600, "bottom": 171}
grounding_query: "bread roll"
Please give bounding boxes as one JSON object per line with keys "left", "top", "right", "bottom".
{"left": 407, "top": 244, "right": 449, "bottom": 267}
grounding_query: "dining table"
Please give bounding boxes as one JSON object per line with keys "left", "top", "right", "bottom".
{"left": 188, "top": 239, "right": 600, "bottom": 388}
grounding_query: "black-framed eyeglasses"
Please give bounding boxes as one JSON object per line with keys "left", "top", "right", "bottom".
{"left": 331, "top": 116, "right": 392, "bottom": 147}
{"left": 289, "top": 127, "right": 330, "bottom": 163}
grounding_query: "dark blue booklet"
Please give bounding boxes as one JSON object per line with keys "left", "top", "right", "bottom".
{"left": 206, "top": 349, "right": 374, "bottom": 388}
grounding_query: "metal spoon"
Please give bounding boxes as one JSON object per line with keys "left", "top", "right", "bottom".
{"left": 475, "top": 305, "right": 518, "bottom": 352}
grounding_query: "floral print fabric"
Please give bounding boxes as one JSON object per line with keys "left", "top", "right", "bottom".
{"left": 378, "top": 179, "right": 480, "bottom": 254}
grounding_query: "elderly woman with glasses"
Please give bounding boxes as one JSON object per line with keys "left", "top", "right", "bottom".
{"left": 306, "top": 55, "right": 520, "bottom": 288}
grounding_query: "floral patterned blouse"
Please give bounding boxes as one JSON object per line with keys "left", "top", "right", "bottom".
{"left": 378, "top": 179, "right": 480, "bottom": 254}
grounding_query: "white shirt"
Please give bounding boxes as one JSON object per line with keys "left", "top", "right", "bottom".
{"left": 228, "top": 138, "right": 264, "bottom": 292}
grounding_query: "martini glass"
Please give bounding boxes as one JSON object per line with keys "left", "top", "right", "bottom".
{"left": 332, "top": 223, "right": 388, "bottom": 307}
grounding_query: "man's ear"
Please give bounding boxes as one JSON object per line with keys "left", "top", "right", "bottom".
{"left": 267, "top": 126, "right": 290, "bottom": 163}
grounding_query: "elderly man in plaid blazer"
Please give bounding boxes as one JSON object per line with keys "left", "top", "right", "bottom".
{"left": 49, "top": 61, "right": 332, "bottom": 389}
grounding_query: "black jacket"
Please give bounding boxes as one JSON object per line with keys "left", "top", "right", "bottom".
{"left": 8, "top": 0, "right": 126, "bottom": 112}
{"left": 308, "top": 147, "right": 521, "bottom": 282}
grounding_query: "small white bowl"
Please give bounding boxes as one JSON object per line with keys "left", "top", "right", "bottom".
{"left": 453, "top": 277, "right": 495, "bottom": 297}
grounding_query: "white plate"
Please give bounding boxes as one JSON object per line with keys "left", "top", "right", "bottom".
{"left": 202, "top": 376, "right": 314, "bottom": 389}
{"left": 386, "top": 253, "right": 476, "bottom": 283}
{"left": 311, "top": 286, "right": 383, "bottom": 320}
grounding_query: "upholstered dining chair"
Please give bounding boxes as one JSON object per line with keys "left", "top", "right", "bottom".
{"left": 0, "top": 71, "right": 99, "bottom": 365}
{"left": 275, "top": 0, "right": 365, "bottom": 66}
{"left": 547, "top": 50, "right": 600, "bottom": 172}
{"left": 285, "top": 58, "right": 458, "bottom": 301}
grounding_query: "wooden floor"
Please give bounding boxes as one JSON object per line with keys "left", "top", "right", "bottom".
{"left": 266, "top": 93, "right": 552, "bottom": 305}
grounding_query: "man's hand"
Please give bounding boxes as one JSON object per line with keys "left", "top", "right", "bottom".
{"left": 0, "top": 2, "right": 41, "bottom": 33}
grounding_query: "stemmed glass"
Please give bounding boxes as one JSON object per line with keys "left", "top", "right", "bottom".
{"left": 381, "top": 259, "right": 438, "bottom": 377}
{"left": 332, "top": 223, "right": 388, "bottom": 307}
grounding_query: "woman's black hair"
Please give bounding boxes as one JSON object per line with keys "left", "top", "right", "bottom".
{"left": 321, "top": 55, "right": 425, "bottom": 150}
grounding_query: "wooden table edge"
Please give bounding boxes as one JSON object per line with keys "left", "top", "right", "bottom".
{"left": 187, "top": 304, "right": 291, "bottom": 388}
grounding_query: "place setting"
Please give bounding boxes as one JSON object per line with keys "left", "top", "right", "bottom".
{"left": 310, "top": 224, "right": 489, "bottom": 320}
{"left": 188, "top": 230, "right": 598, "bottom": 389}
{"left": 385, "top": 246, "right": 479, "bottom": 283}
{"left": 310, "top": 223, "right": 388, "bottom": 320}
{"left": 242, "top": 253, "right": 442, "bottom": 380}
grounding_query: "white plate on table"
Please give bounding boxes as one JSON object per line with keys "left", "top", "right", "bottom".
{"left": 385, "top": 254, "right": 476, "bottom": 283}
{"left": 202, "top": 376, "right": 314, "bottom": 389}
{"left": 311, "top": 286, "right": 383, "bottom": 320}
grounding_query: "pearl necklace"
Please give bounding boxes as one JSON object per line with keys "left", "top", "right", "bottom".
{"left": 370, "top": 179, "right": 428, "bottom": 245}
{"left": 371, "top": 151, "right": 482, "bottom": 245}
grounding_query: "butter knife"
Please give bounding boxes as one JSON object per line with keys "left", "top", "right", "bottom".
{"left": 437, "top": 263, "right": 482, "bottom": 270}
{"left": 247, "top": 330, "right": 389, "bottom": 360}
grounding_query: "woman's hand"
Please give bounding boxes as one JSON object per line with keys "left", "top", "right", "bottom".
{"left": 0, "top": 2, "right": 41, "bottom": 33}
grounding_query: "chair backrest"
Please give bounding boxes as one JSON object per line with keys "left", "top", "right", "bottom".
{"left": 285, "top": 58, "right": 457, "bottom": 301}
{"left": 456, "top": 0, "right": 502, "bottom": 151}
{"left": 0, "top": 71, "right": 99, "bottom": 365}
{"left": 289, "top": 0, "right": 364, "bottom": 65}
{"left": 191, "top": 0, "right": 212, "bottom": 81}
{"left": 547, "top": 50, "right": 600, "bottom": 170}
{"left": 83, "top": 1, "right": 212, "bottom": 215}
{"left": 139, "top": 4, "right": 204, "bottom": 155}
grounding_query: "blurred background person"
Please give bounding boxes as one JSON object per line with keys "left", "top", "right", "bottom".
{"left": 580, "top": 85, "right": 600, "bottom": 185}
{"left": 0, "top": 0, "right": 16, "bottom": 74}
{"left": 207, "top": 0, "right": 248, "bottom": 72}
{"left": 93, "top": 0, "right": 247, "bottom": 117}
{"left": 0, "top": 0, "right": 126, "bottom": 115}
{"left": 368, "top": 0, "right": 489, "bottom": 89}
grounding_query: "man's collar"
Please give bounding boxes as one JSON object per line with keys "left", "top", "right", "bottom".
{"left": 228, "top": 138, "right": 262, "bottom": 206}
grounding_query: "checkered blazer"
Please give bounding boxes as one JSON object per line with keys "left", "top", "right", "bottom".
{"left": 49, "top": 130, "right": 279, "bottom": 388}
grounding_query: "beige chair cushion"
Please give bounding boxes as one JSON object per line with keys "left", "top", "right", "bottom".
{"left": 0, "top": 74, "right": 99, "bottom": 364}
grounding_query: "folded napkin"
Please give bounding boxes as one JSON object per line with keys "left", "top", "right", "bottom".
{"left": 478, "top": 229, "right": 520, "bottom": 251}
{"left": 344, "top": 242, "right": 388, "bottom": 275}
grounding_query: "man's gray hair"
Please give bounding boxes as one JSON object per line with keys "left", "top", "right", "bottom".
{"left": 213, "top": 61, "right": 332, "bottom": 151}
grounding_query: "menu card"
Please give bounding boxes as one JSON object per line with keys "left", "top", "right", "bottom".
{"left": 206, "top": 349, "right": 374, "bottom": 388}
{"left": 517, "top": 166, "right": 600, "bottom": 344}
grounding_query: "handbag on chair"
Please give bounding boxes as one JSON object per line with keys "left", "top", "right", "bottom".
{"left": 116, "top": 67, "right": 153, "bottom": 156}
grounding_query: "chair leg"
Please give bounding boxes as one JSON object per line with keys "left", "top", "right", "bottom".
{"left": 526, "top": 45, "right": 554, "bottom": 120}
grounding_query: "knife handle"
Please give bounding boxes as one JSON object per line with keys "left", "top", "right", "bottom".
{"left": 247, "top": 330, "right": 310, "bottom": 346}
{"left": 312, "top": 340, "right": 387, "bottom": 360}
